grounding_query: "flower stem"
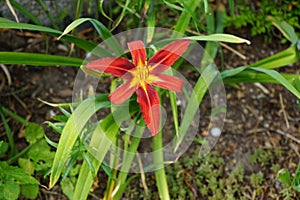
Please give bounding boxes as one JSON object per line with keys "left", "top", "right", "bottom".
{"left": 153, "top": 131, "right": 170, "bottom": 200}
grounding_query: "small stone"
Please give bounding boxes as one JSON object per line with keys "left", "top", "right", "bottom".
{"left": 210, "top": 127, "right": 221, "bottom": 137}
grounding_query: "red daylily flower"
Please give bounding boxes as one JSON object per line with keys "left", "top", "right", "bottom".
{"left": 86, "top": 39, "right": 190, "bottom": 136}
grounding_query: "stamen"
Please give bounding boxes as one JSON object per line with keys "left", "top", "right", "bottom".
{"left": 134, "top": 65, "right": 150, "bottom": 86}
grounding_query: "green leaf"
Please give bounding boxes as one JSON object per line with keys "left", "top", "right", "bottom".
{"left": 169, "top": 91, "right": 179, "bottom": 137}
{"left": 58, "top": 18, "right": 92, "bottom": 39}
{"left": 101, "top": 163, "right": 114, "bottom": 180}
{"left": 25, "top": 123, "right": 44, "bottom": 144}
{"left": 46, "top": 121, "right": 65, "bottom": 134}
{"left": 249, "top": 45, "right": 300, "bottom": 69}
{"left": 294, "top": 78, "right": 300, "bottom": 92}
{"left": 250, "top": 67, "right": 300, "bottom": 99}
{"left": 163, "top": 0, "right": 184, "bottom": 11}
{"left": 185, "top": 34, "right": 250, "bottom": 44}
{"left": 113, "top": 175, "right": 138, "bottom": 200}
{"left": 0, "top": 18, "right": 101, "bottom": 54}
{"left": 99, "top": 0, "right": 113, "bottom": 21}
{"left": 0, "top": 52, "right": 84, "bottom": 67}
{"left": 146, "top": 0, "right": 156, "bottom": 43}
{"left": 112, "top": 0, "right": 130, "bottom": 31}
{"left": 0, "top": 107, "right": 17, "bottom": 156}
{"left": 215, "top": 3, "right": 226, "bottom": 33}
{"left": 21, "top": 184, "right": 39, "bottom": 199}
{"left": 292, "top": 162, "right": 300, "bottom": 191}
{"left": 114, "top": 123, "right": 145, "bottom": 199}
{"left": 267, "top": 16, "right": 298, "bottom": 45}
{"left": 223, "top": 70, "right": 299, "bottom": 84}
{"left": 2, "top": 179, "right": 20, "bottom": 200}
{"left": 278, "top": 168, "right": 292, "bottom": 186}
{"left": 28, "top": 140, "right": 54, "bottom": 172}
{"left": 18, "top": 158, "right": 35, "bottom": 175}
{"left": 58, "top": 18, "right": 123, "bottom": 55}
{"left": 9, "top": 0, "right": 42, "bottom": 25}
{"left": 153, "top": 131, "right": 170, "bottom": 199}
{"left": 175, "top": 64, "right": 217, "bottom": 150}
{"left": 0, "top": 141, "right": 9, "bottom": 156}
{"left": 179, "top": 0, "right": 206, "bottom": 32}
{"left": 0, "top": 162, "right": 39, "bottom": 185}
{"left": 59, "top": 106, "right": 72, "bottom": 118}
{"left": 222, "top": 44, "right": 300, "bottom": 80}
{"left": 44, "top": 134, "right": 58, "bottom": 148}
{"left": 172, "top": 0, "right": 201, "bottom": 38}
{"left": 202, "top": 3, "right": 226, "bottom": 71}
{"left": 82, "top": 152, "right": 96, "bottom": 177}
{"left": 49, "top": 94, "right": 110, "bottom": 188}
{"left": 60, "top": 178, "right": 74, "bottom": 200}
{"left": 73, "top": 114, "right": 119, "bottom": 200}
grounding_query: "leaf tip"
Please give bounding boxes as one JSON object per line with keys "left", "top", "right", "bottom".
{"left": 244, "top": 39, "right": 251, "bottom": 45}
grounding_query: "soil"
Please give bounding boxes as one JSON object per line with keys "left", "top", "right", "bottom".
{"left": 0, "top": 25, "right": 299, "bottom": 200}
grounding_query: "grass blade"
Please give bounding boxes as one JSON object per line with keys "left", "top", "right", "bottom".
{"left": 0, "top": 107, "right": 18, "bottom": 157}
{"left": 172, "top": 0, "right": 201, "bottom": 38}
{"left": 9, "top": 0, "right": 42, "bottom": 25}
{"left": 36, "top": 0, "right": 59, "bottom": 29}
{"left": 112, "top": 0, "right": 130, "bottom": 31}
{"left": 99, "top": 0, "right": 113, "bottom": 21}
{"left": 146, "top": 0, "right": 156, "bottom": 43}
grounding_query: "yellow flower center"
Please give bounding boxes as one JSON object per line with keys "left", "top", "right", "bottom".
{"left": 131, "top": 64, "right": 150, "bottom": 87}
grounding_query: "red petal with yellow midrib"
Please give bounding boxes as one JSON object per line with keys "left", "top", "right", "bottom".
{"left": 151, "top": 74, "right": 184, "bottom": 92}
{"left": 128, "top": 40, "right": 147, "bottom": 67}
{"left": 109, "top": 80, "right": 136, "bottom": 104}
{"left": 136, "top": 85, "right": 160, "bottom": 136}
{"left": 148, "top": 40, "right": 190, "bottom": 74}
{"left": 86, "top": 57, "right": 134, "bottom": 79}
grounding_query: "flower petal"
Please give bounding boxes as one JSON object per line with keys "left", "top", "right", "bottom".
{"left": 86, "top": 57, "right": 134, "bottom": 79}
{"left": 128, "top": 40, "right": 147, "bottom": 67}
{"left": 109, "top": 80, "right": 136, "bottom": 104}
{"left": 148, "top": 39, "right": 190, "bottom": 74}
{"left": 151, "top": 74, "right": 184, "bottom": 92}
{"left": 136, "top": 85, "right": 160, "bottom": 136}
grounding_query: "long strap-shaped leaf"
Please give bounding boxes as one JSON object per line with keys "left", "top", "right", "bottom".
{"left": 0, "top": 17, "right": 110, "bottom": 56}
{"left": 49, "top": 94, "right": 110, "bottom": 188}
{"left": 172, "top": 0, "right": 201, "bottom": 38}
{"left": 0, "top": 52, "right": 84, "bottom": 66}
{"left": 174, "top": 64, "right": 218, "bottom": 152}
{"left": 250, "top": 67, "right": 300, "bottom": 99}
{"left": 223, "top": 70, "right": 299, "bottom": 84}
{"left": 221, "top": 44, "right": 300, "bottom": 79}
{"left": 73, "top": 114, "right": 119, "bottom": 200}
{"left": 58, "top": 18, "right": 124, "bottom": 56}
{"left": 113, "top": 123, "right": 145, "bottom": 199}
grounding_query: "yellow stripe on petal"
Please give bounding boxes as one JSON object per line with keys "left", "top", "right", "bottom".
{"left": 136, "top": 85, "right": 160, "bottom": 136}
{"left": 151, "top": 74, "right": 184, "bottom": 92}
{"left": 128, "top": 40, "right": 147, "bottom": 67}
{"left": 109, "top": 80, "right": 136, "bottom": 104}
